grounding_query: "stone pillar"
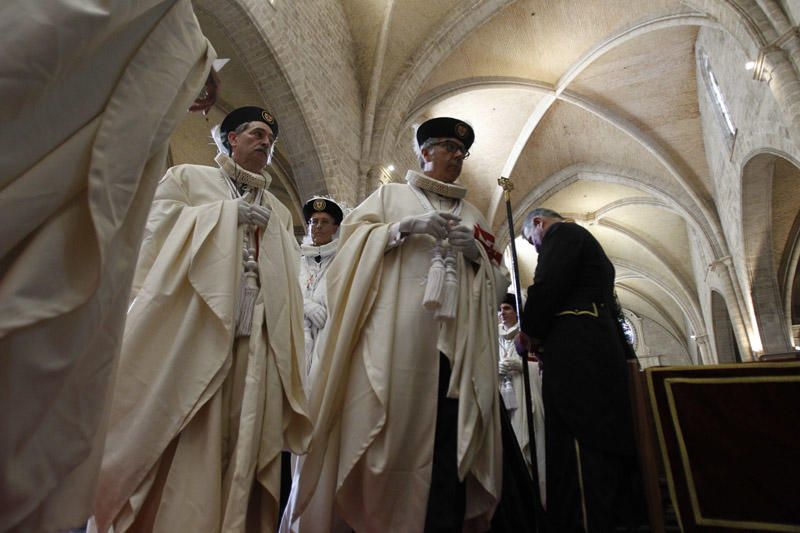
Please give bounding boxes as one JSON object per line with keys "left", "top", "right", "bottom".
{"left": 694, "top": 333, "right": 712, "bottom": 364}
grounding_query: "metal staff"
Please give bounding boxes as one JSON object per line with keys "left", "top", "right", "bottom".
{"left": 498, "top": 176, "right": 545, "bottom": 531}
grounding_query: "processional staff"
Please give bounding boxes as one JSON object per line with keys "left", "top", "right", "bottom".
{"left": 498, "top": 176, "right": 546, "bottom": 532}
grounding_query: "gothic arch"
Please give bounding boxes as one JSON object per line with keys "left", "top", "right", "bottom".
{"left": 740, "top": 151, "right": 795, "bottom": 353}
{"left": 498, "top": 163, "right": 717, "bottom": 256}
{"left": 404, "top": 71, "right": 728, "bottom": 260}
{"left": 193, "top": 0, "right": 328, "bottom": 201}
{"left": 368, "top": 0, "right": 515, "bottom": 183}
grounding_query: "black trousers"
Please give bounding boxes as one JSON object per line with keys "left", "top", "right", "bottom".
{"left": 424, "top": 353, "right": 539, "bottom": 533}
{"left": 491, "top": 400, "right": 540, "bottom": 532}
{"left": 545, "top": 404, "right": 636, "bottom": 533}
{"left": 424, "top": 353, "right": 467, "bottom": 532}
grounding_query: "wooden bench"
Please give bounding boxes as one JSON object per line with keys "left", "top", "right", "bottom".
{"left": 630, "top": 360, "right": 800, "bottom": 532}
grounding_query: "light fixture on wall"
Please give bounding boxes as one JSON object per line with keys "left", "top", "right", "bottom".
{"left": 387, "top": 164, "right": 395, "bottom": 172}
{"left": 744, "top": 60, "right": 756, "bottom": 71}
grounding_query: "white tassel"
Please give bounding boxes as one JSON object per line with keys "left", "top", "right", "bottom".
{"left": 423, "top": 242, "right": 445, "bottom": 310}
{"left": 235, "top": 249, "right": 259, "bottom": 337}
{"left": 501, "top": 376, "right": 518, "bottom": 410}
{"left": 435, "top": 249, "right": 458, "bottom": 321}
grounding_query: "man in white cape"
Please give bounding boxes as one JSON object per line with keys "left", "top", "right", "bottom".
{"left": 93, "top": 106, "right": 310, "bottom": 532}
{"left": 0, "top": 2, "right": 216, "bottom": 531}
{"left": 284, "top": 117, "right": 509, "bottom": 532}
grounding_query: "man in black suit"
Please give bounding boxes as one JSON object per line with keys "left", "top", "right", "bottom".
{"left": 519, "top": 207, "right": 638, "bottom": 532}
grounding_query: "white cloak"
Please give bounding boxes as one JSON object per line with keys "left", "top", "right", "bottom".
{"left": 0, "top": 2, "right": 214, "bottom": 531}
{"left": 298, "top": 239, "right": 338, "bottom": 391}
{"left": 93, "top": 164, "right": 311, "bottom": 532}
{"left": 289, "top": 181, "right": 508, "bottom": 533}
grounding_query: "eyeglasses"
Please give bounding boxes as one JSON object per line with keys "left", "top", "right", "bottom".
{"left": 430, "top": 140, "right": 470, "bottom": 159}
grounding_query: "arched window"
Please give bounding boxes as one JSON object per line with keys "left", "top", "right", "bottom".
{"left": 621, "top": 316, "right": 638, "bottom": 347}
{"left": 699, "top": 51, "right": 737, "bottom": 143}
{"left": 619, "top": 309, "right": 642, "bottom": 353}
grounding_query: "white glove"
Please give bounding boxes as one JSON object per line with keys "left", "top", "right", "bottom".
{"left": 448, "top": 224, "right": 479, "bottom": 260}
{"left": 398, "top": 211, "right": 461, "bottom": 240}
{"left": 249, "top": 204, "right": 271, "bottom": 230}
{"left": 498, "top": 358, "right": 510, "bottom": 377}
{"left": 236, "top": 198, "right": 272, "bottom": 230}
{"left": 237, "top": 198, "right": 251, "bottom": 226}
{"left": 304, "top": 299, "right": 327, "bottom": 330}
{"left": 499, "top": 357, "right": 522, "bottom": 376}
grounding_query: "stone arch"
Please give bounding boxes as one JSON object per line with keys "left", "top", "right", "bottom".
{"left": 741, "top": 151, "right": 795, "bottom": 354}
{"left": 790, "top": 256, "right": 800, "bottom": 347}
{"left": 711, "top": 289, "right": 742, "bottom": 362}
{"left": 498, "top": 163, "right": 718, "bottom": 256}
{"left": 193, "top": 0, "right": 328, "bottom": 201}
{"left": 368, "top": 0, "right": 515, "bottom": 183}
{"left": 612, "top": 258, "right": 704, "bottom": 347}
{"left": 783, "top": 215, "right": 800, "bottom": 348}
{"left": 404, "top": 72, "right": 729, "bottom": 259}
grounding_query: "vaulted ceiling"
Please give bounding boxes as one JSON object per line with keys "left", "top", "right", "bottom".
{"left": 353, "top": 0, "right": 716, "bottom": 352}
{"left": 170, "top": 0, "right": 800, "bottom": 359}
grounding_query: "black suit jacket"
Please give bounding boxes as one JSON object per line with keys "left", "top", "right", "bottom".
{"left": 521, "top": 222, "right": 635, "bottom": 454}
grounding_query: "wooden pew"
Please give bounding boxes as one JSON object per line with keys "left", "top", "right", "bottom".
{"left": 637, "top": 361, "right": 800, "bottom": 532}
{"left": 628, "top": 359, "right": 666, "bottom": 533}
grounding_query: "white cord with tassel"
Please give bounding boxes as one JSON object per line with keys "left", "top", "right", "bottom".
{"left": 434, "top": 245, "right": 458, "bottom": 321}
{"left": 236, "top": 243, "right": 259, "bottom": 337}
{"left": 423, "top": 242, "right": 446, "bottom": 310}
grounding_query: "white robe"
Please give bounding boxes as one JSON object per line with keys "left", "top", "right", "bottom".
{"left": 0, "top": 2, "right": 214, "bottom": 531}
{"left": 287, "top": 179, "right": 508, "bottom": 533}
{"left": 498, "top": 322, "right": 547, "bottom": 507}
{"left": 93, "top": 163, "right": 311, "bottom": 532}
{"left": 298, "top": 239, "right": 337, "bottom": 391}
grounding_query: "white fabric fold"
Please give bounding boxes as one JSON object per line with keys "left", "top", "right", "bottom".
{"left": 287, "top": 182, "right": 509, "bottom": 532}
{"left": 0, "top": 2, "right": 214, "bottom": 531}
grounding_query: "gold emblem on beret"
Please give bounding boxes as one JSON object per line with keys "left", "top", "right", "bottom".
{"left": 313, "top": 199, "right": 327, "bottom": 212}
{"left": 262, "top": 111, "right": 275, "bottom": 124}
{"left": 455, "top": 123, "right": 468, "bottom": 138}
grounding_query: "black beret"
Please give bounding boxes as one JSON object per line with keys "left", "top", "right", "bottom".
{"left": 220, "top": 106, "right": 279, "bottom": 146}
{"left": 303, "top": 197, "right": 344, "bottom": 225}
{"left": 500, "top": 293, "right": 517, "bottom": 311}
{"left": 416, "top": 117, "right": 474, "bottom": 150}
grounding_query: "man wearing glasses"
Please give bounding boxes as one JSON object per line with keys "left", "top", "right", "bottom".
{"left": 283, "top": 117, "right": 509, "bottom": 532}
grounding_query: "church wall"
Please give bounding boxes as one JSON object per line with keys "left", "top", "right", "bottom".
{"left": 224, "top": 0, "right": 364, "bottom": 206}
{"left": 637, "top": 316, "right": 692, "bottom": 368}
{"left": 688, "top": 226, "right": 717, "bottom": 363}
{"left": 685, "top": 220, "right": 750, "bottom": 363}
{"left": 695, "top": 26, "right": 800, "bottom": 357}
{"left": 683, "top": 312, "right": 700, "bottom": 363}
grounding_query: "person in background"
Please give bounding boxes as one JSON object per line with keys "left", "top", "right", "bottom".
{"left": 298, "top": 196, "right": 344, "bottom": 391}
{"left": 498, "top": 293, "right": 546, "bottom": 508}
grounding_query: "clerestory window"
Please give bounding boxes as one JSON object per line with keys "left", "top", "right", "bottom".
{"left": 700, "top": 51, "right": 737, "bottom": 144}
